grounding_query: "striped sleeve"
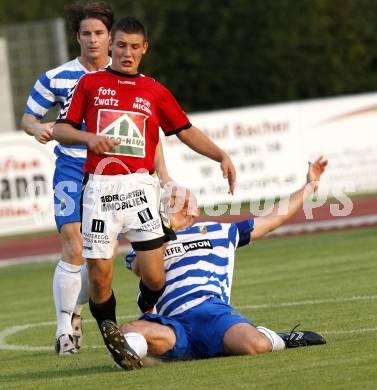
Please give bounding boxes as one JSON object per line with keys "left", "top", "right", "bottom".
{"left": 56, "top": 77, "right": 86, "bottom": 129}
{"left": 234, "top": 218, "right": 254, "bottom": 247}
{"left": 25, "top": 73, "right": 56, "bottom": 119}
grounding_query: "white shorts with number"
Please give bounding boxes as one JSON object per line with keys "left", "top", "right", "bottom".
{"left": 81, "top": 172, "right": 165, "bottom": 259}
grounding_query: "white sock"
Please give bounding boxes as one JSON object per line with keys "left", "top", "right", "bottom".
{"left": 53, "top": 260, "right": 82, "bottom": 338}
{"left": 256, "top": 326, "right": 286, "bottom": 351}
{"left": 74, "top": 262, "right": 89, "bottom": 315}
{"left": 124, "top": 332, "right": 148, "bottom": 359}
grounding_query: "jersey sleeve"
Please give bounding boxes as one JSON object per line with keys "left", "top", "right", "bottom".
{"left": 234, "top": 218, "right": 254, "bottom": 247}
{"left": 25, "top": 73, "right": 57, "bottom": 119}
{"left": 56, "top": 76, "right": 88, "bottom": 129}
{"left": 156, "top": 84, "right": 191, "bottom": 135}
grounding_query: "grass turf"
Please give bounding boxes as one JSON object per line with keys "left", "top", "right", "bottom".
{"left": 0, "top": 227, "right": 376, "bottom": 389}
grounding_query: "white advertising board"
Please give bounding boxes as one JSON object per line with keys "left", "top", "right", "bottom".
{"left": 0, "top": 134, "right": 56, "bottom": 235}
{"left": 163, "top": 93, "right": 377, "bottom": 206}
{"left": 300, "top": 94, "right": 377, "bottom": 196}
{"left": 0, "top": 38, "right": 15, "bottom": 131}
{"left": 1, "top": 91, "right": 377, "bottom": 236}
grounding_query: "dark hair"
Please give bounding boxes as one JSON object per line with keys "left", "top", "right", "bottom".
{"left": 64, "top": 2, "right": 114, "bottom": 33}
{"left": 111, "top": 16, "right": 147, "bottom": 41}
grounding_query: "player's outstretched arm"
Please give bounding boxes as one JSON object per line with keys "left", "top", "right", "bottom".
{"left": 177, "top": 125, "right": 236, "bottom": 194}
{"left": 154, "top": 138, "right": 173, "bottom": 186}
{"left": 251, "top": 157, "right": 328, "bottom": 240}
{"left": 21, "top": 114, "right": 54, "bottom": 144}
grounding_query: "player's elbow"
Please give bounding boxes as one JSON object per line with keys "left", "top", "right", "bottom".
{"left": 252, "top": 214, "right": 287, "bottom": 239}
{"left": 20, "top": 114, "right": 34, "bottom": 135}
{"left": 176, "top": 126, "right": 193, "bottom": 143}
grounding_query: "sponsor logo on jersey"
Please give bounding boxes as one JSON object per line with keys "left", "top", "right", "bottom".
{"left": 164, "top": 243, "right": 185, "bottom": 259}
{"left": 133, "top": 97, "right": 152, "bottom": 115}
{"left": 94, "top": 87, "right": 119, "bottom": 107}
{"left": 183, "top": 239, "right": 213, "bottom": 251}
{"left": 118, "top": 80, "right": 136, "bottom": 86}
{"left": 98, "top": 109, "right": 147, "bottom": 157}
{"left": 199, "top": 226, "right": 208, "bottom": 234}
{"left": 164, "top": 239, "right": 213, "bottom": 259}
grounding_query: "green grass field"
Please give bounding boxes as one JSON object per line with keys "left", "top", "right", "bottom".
{"left": 1, "top": 227, "right": 376, "bottom": 390}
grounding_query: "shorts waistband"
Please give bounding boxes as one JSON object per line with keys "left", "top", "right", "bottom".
{"left": 88, "top": 171, "right": 156, "bottom": 182}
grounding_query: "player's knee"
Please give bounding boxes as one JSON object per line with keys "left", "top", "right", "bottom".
{"left": 62, "top": 237, "right": 83, "bottom": 264}
{"left": 142, "top": 274, "right": 165, "bottom": 291}
{"left": 120, "top": 322, "right": 134, "bottom": 334}
{"left": 243, "top": 334, "right": 272, "bottom": 355}
{"left": 90, "top": 269, "right": 112, "bottom": 291}
{"left": 121, "top": 320, "right": 148, "bottom": 335}
{"left": 254, "top": 336, "right": 272, "bottom": 354}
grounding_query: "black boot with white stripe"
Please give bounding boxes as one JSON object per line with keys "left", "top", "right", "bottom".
{"left": 277, "top": 324, "right": 326, "bottom": 348}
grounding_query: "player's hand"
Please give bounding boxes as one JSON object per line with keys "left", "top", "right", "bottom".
{"left": 221, "top": 154, "right": 237, "bottom": 195}
{"left": 165, "top": 183, "right": 199, "bottom": 216}
{"left": 306, "top": 156, "right": 328, "bottom": 192}
{"left": 34, "top": 122, "right": 54, "bottom": 144}
{"left": 163, "top": 183, "right": 199, "bottom": 231}
{"left": 87, "top": 135, "right": 121, "bottom": 154}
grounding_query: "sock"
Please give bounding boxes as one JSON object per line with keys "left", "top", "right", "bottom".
{"left": 74, "top": 262, "right": 89, "bottom": 315}
{"left": 124, "top": 332, "right": 148, "bottom": 358}
{"left": 256, "top": 326, "right": 286, "bottom": 351}
{"left": 89, "top": 290, "right": 117, "bottom": 329}
{"left": 53, "top": 260, "right": 82, "bottom": 338}
{"left": 138, "top": 280, "right": 165, "bottom": 313}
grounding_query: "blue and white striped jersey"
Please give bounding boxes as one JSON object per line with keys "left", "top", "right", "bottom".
{"left": 127, "top": 219, "right": 254, "bottom": 317}
{"left": 25, "top": 57, "right": 111, "bottom": 162}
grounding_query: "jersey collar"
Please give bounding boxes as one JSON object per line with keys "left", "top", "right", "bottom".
{"left": 106, "top": 67, "right": 141, "bottom": 78}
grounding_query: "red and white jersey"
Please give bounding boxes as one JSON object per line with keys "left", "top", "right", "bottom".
{"left": 57, "top": 68, "right": 191, "bottom": 175}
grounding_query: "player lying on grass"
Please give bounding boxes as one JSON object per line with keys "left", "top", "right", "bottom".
{"left": 99, "top": 157, "right": 328, "bottom": 368}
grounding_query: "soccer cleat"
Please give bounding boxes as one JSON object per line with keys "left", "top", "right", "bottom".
{"left": 278, "top": 324, "right": 326, "bottom": 348}
{"left": 71, "top": 313, "right": 83, "bottom": 349}
{"left": 100, "top": 320, "right": 143, "bottom": 370}
{"left": 55, "top": 334, "right": 78, "bottom": 355}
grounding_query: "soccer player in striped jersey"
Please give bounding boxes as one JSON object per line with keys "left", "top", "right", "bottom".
{"left": 20, "top": 2, "right": 115, "bottom": 356}
{"left": 112, "top": 157, "right": 328, "bottom": 362}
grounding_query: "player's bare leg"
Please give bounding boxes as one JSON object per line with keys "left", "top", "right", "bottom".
{"left": 87, "top": 258, "right": 114, "bottom": 306}
{"left": 87, "top": 258, "right": 143, "bottom": 370}
{"left": 120, "top": 320, "right": 176, "bottom": 356}
{"left": 134, "top": 245, "right": 167, "bottom": 313}
{"left": 223, "top": 323, "right": 274, "bottom": 355}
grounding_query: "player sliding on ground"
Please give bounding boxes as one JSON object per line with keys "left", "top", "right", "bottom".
{"left": 101, "top": 157, "right": 327, "bottom": 367}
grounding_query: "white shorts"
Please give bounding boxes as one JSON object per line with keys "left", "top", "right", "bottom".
{"left": 81, "top": 172, "right": 165, "bottom": 259}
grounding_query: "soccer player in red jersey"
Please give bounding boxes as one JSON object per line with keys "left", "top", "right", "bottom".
{"left": 53, "top": 16, "right": 236, "bottom": 369}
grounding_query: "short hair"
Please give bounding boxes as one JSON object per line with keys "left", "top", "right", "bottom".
{"left": 111, "top": 16, "right": 147, "bottom": 42}
{"left": 64, "top": 2, "right": 114, "bottom": 33}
